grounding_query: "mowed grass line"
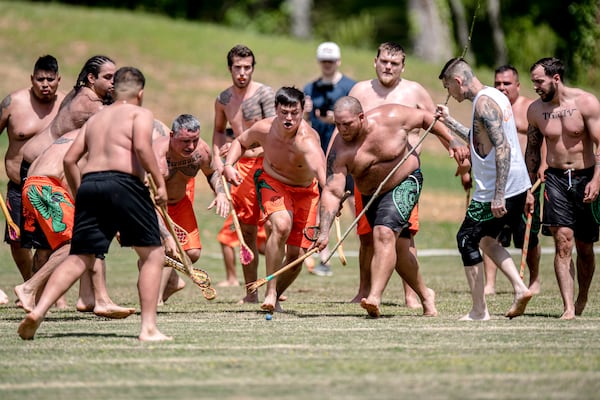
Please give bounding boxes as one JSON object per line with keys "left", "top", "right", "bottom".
{"left": 2, "top": 245, "right": 600, "bottom": 400}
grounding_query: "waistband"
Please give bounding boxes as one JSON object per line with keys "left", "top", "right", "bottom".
{"left": 546, "top": 166, "right": 595, "bottom": 178}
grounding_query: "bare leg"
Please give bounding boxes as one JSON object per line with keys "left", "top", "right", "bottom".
{"left": 15, "top": 245, "right": 70, "bottom": 312}
{"left": 10, "top": 242, "right": 33, "bottom": 281}
{"left": 0, "top": 288, "right": 8, "bottom": 304}
{"left": 18, "top": 254, "right": 93, "bottom": 340}
{"left": 351, "top": 232, "right": 372, "bottom": 303}
{"left": 574, "top": 239, "right": 595, "bottom": 316}
{"left": 134, "top": 245, "right": 172, "bottom": 342}
{"left": 481, "top": 237, "right": 532, "bottom": 318}
{"left": 460, "top": 263, "right": 490, "bottom": 321}
{"left": 88, "top": 259, "right": 136, "bottom": 319}
{"left": 261, "top": 212, "right": 290, "bottom": 313}
{"left": 483, "top": 252, "right": 497, "bottom": 295}
{"left": 217, "top": 244, "right": 240, "bottom": 287}
{"left": 551, "top": 227, "right": 576, "bottom": 319}
{"left": 394, "top": 236, "right": 437, "bottom": 316}
{"left": 527, "top": 243, "right": 542, "bottom": 295}
{"left": 360, "top": 226, "right": 400, "bottom": 318}
{"left": 401, "top": 235, "right": 421, "bottom": 308}
{"left": 160, "top": 268, "right": 186, "bottom": 303}
{"left": 239, "top": 223, "right": 259, "bottom": 304}
{"left": 76, "top": 268, "right": 95, "bottom": 311}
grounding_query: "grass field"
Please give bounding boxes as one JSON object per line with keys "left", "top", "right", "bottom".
{"left": 1, "top": 2, "right": 600, "bottom": 399}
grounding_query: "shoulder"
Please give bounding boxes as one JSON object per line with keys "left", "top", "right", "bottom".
{"left": 1, "top": 87, "right": 27, "bottom": 108}
{"left": 349, "top": 79, "right": 372, "bottom": 93}
{"left": 253, "top": 83, "right": 275, "bottom": 98}
{"left": 216, "top": 87, "right": 233, "bottom": 105}
{"left": 572, "top": 88, "right": 600, "bottom": 114}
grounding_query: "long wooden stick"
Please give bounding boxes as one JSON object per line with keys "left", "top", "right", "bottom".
{"left": 520, "top": 178, "right": 542, "bottom": 279}
{"left": 0, "top": 195, "right": 19, "bottom": 240}
{"left": 247, "top": 248, "right": 318, "bottom": 293}
{"left": 221, "top": 175, "right": 254, "bottom": 265}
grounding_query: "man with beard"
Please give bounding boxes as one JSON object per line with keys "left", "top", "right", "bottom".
{"left": 222, "top": 87, "right": 326, "bottom": 313}
{"left": 212, "top": 45, "right": 275, "bottom": 303}
{"left": 0, "top": 55, "right": 65, "bottom": 284}
{"left": 525, "top": 57, "right": 600, "bottom": 319}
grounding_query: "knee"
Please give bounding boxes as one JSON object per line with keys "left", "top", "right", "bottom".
{"left": 186, "top": 249, "right": 201, "bottom": 263}
{"left": 457, "top": 230, "right": 482, "bottom": 266}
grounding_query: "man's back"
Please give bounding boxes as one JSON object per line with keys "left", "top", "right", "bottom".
{"left": 80, "top": 103, "right": 154, "bottom": 181}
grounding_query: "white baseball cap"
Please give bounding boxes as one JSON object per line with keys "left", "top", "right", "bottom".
{"left": 316, "top": 42, "right": 341, "bottom": 61}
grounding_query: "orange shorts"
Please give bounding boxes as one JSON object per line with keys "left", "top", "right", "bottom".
{"left": 167, "top": 194, "right": 201, "bottom": 251}
{"left": 185, "top": 177, "right": 195, "bottom": 202}
{"left": 217, "top": 214, "right": 267, "bottom": 248}
{"left": 231, "top": 157, "right": 263, "bottom": 225}
{"left": 256, "top": 169, "right": 319, "bottom": 249}
{"left": 22, "top": 176, "right": 74, "bottom": 250}
{"left": 354, "top": 182, "right": 419, "bottom": 236}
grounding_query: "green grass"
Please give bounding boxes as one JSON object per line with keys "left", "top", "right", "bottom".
{"left": 1, "top": 2, "right": 600, "bottom": 399}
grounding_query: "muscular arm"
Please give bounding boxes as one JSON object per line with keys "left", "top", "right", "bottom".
{"left": 63, "top": 123, "right": 88, "bottom": 193}
{"left": 581, "top": 93, "right": 600, "bottom": 202}
{"left": 316, "top": 144, "right": 347, "bottom": 250}
{"left": 211, "top": 98, "right": 229, "bottom": 171}
{"left": 133, "top": 111, "right": 167, "bottom": 205}
{"left": 0, "top": 94, "right": 11, "bottom": 134}
{"left": 439, "top": 112, "right": 470, "bottom": 143}
{"left": 524, "top": 122, "right": 543, "bottom": 184}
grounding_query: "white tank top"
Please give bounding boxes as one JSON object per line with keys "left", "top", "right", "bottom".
{"left": 470, "top": 87, "right": 531, "bottom": 202}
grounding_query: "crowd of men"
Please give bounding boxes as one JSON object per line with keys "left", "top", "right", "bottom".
{"left": 1, "top": 41, "right": 598, "bottom": 341}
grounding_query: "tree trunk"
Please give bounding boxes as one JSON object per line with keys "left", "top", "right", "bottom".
{"left": 487, "top": 0, "right": 507, "bottom": 66}
{"left": 447, "top": 0, "right": 474, "bottom": 60}
{"left": 289, "top": 0, "right": 312, "bottom": 39}
{"left": 409, "top": 0, "right": 453, "bottom": 63}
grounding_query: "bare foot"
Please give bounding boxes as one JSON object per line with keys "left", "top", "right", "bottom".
{"left": 14, "top": 284, "right": 36, "bottom": 313}
{"left": 0, "top": 289, "right": 8, "bottom": 305}
{"left": 529, "top": 279, "right": 541, "bottom": 295}
{"left": 76, "top": 299, "right": 95, "bottom": 313}
{"left": 261, "top": 292, "right": 283, "bottom": 313}
{"left": 459, "top": 309, "right": 490, "bottom": 321}
{"left": 575, "top": 295, "right": 587, "bottom": 316}
{"left": 94, "top": 304, "right": 136, "bottom": 319}
{"left": 18, "top": 312, "right": 43, "bottom": 340}
{"left": 54, "top": 296, "right": 69, "bottom": 310}
{"left": 278, "top": 294, "right": 288, "bottom": 302}
{"left": 560, "top": 309, "right": 576, "bottom": 320}
{"left": 360, "top": 298, "right": 380, "bottom": 318}
{"left": 505, "top": 290, "right": 532, "bottom": 319}
{"left": 238, "top": 292, "right": 259, "bottom": 304}
{"left": 350, "top": 292, "right": 369, "bottom": 304}
{"left": 484, "top": 286, "right": 496, "bottom": 296}
{"left": 139, "top": 329, "right": 173, "bottom": 342}
{"left": 422, "top": 288, "right": 438, "bottom": 317}
{"left": 163, "top": 276, "right": 186, "bottom": 304}
{"left": 405, "top": 296, "right": 422, "bottom": 309}
{"left": 217, "top": 280, "right": 240, "bottom": 287}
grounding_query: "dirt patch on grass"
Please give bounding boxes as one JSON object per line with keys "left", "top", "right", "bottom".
{"left": 419, "top": 190, "right": 466, "bottom": 223}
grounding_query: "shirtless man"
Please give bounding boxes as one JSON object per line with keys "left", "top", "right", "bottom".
{"left": 212, "top": 44, "right": 275, "bottom": 302}
{"left": 222, "top": 87, "right": 326, "bottom": 313}
{"left": 437, "top": 58, "right": 533, "bottom": 320}
{"left": 153, "top": 113, "right": 229, "bottom": 303}
{"left": 316, "top": 96, "right": 465, "bottom": 317}
{"left": 525, "top": 57, "right": 600, "bottom": 320}
{"left": 14, "top": 129, "right": 135, "bottom": 319}
{"left": 348, "top": 42, "right": 453, "bottom": 306}
{"left": 482, "top": 65, "right": 542, "bottom": 295}
{"left": 18, "top": 66, "right": 171, "bottom": 341}
{"left": 0, "top": 55, "right": 65, "bottom": 282}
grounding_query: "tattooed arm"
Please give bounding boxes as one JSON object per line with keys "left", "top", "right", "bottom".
{"left": 435, "top": 104, "right": 470, "bottom": 143}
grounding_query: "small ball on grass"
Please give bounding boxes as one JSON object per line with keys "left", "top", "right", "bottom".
{"left": 265, "top": 313, "right": 272, "bottom": 321}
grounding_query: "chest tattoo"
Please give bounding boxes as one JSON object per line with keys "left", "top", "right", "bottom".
{"left": 543, "top": 108, "right": 577, "bottom": 120}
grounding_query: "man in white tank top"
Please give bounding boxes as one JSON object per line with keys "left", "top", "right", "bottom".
{"left": 436, "top": 58, "right": 533, "bottom": 321}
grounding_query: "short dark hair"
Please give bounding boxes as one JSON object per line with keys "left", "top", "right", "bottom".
{"left": 33, "top": 55, "right": 59, "bottom": 74}
{"left": 227, "top": 45, "right": 256, "bottom": 68}
{"left": 530, "top": 57, "right": 564, "bottom": 81}
{"left": 438, "top": 57, "right": 469, "bottom": 80}
{"left": 495, "top": 64, "right": 519, "bottom": 80}
{"left": 114, "top": 66, "right": 145, "bottom": 90}
{"left": 275, "top": 87, "right": 304, "bottom": 109}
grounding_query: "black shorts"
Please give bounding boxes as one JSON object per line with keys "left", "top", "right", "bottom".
{"left": 543, "top": 167, "right": 599, "bottom": 242}
{"left": 496, "top": 185, "right": 541, "bottom": 249}
{"left": 362, "top": 169, "right": 422, "bottom": 237}
{"left": 457, "top": 191, "right": 527, "bottom": 266}
{"left": 5, "top": 181, "right": 24, "bottom": 244}
{"left": 70, "top": 171, "right": 161, "bottom": 255}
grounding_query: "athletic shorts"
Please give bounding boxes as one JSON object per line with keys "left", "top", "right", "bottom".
{"left": 543, "top": 167, "right": 599, "bottom": 242}
{"left": 21, "top": 176, "right": 74, "bottom": 250}
{"left": 362, "top": 169, "right": 422, "bottom": 237}
{"left": 457, "top": 191, "right": 528, "bottom": 266}
{"left": 217, "top": 214, "right": 267, "bottom": 248}
{"left": 355, "top": 183, "right": 420, "bottom": 237}
{"left": 496, "top": 184, "right": 541, "bottom": 249}
{"left": 70, "top": 171, "right": 161, "bottom": 255}
{"left": 185, "top": 177, "right": 195, "bottom": 203}
{"left": 4, "top": 180, "right": 23, "bottom": 243}
{"left": 231, "top": 157, "right": 263, "bottom": 225}
{"left": 168, "top": 194, "right": 201, "bottom": 251}
{"left": 254, "top": 169, "right": 319, "bottom": 249}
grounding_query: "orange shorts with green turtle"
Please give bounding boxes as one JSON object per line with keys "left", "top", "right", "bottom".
{"left": 22, "top": 176, "right": 75, "bottom": 250}
{"left": 167, "top": 193, "right": 201, "bottom": 251}
{"left": 255, "top": 169, "right": 319, "bottom": 249}
{"left": 354, "top": 182, "right": 419, "bottom": 236}
{"left": 231, "top": 157, "right": 263, "bottom": 225}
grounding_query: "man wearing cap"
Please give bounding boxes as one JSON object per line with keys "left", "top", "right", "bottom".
{"left": 303, "top": 41, "right": 356, "bottom": 277}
